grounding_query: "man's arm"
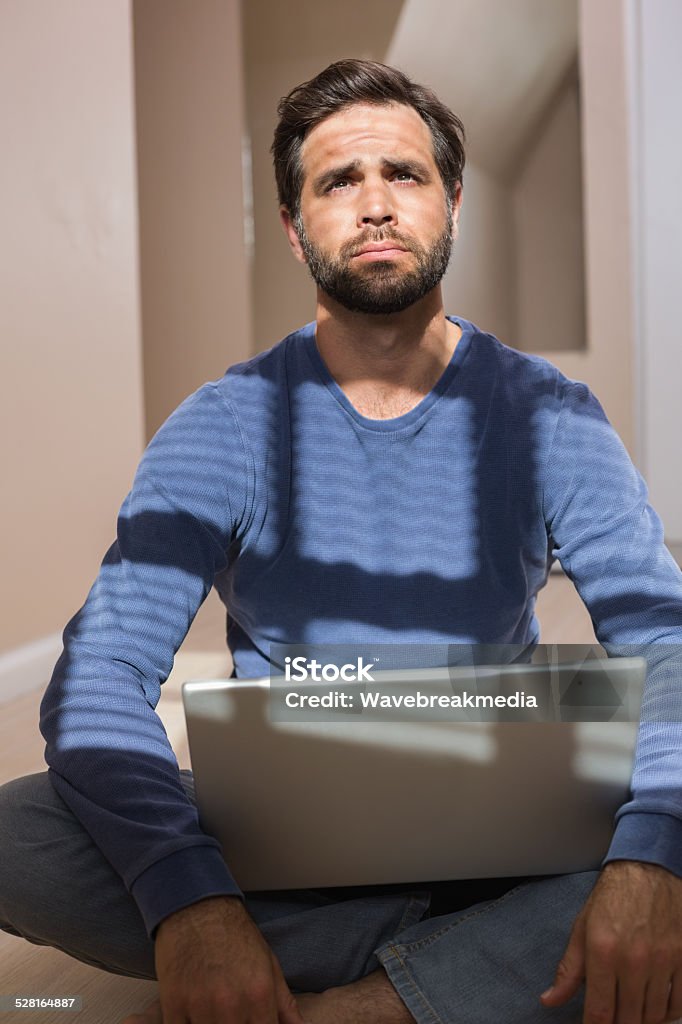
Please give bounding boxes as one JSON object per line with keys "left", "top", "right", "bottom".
{"left": 124, "top": 896, "right": 303, "bottom": 1024}
{"left": 40, "top": 383, "right": 305, "bottom": 1024}
{"left": 540, "top": 379, "right": 682, "bottom": 1021}
{"left": 40, "top": 383, "right": 249, "bottom": 935}
{"left": 543, "top": 380, "right": 682, "bottom": 871}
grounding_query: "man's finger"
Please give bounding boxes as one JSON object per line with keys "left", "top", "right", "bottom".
{"left": 582, "top": 941, "right": 617, "bottom": 1024}
{"left": 540, "top": 913, "right": 586, "bottom": 1007}
{"left": 615, "top": 963, "right": 646, "bottom": 1024}
{"left": 643, "top": 974, "right": 672, "bottom": 1024}
{"left": 271, "top": 955, "right": 305, "bottom": 1024}
{"left": 666, "top": 969, "right": 682, "bottom": 1021}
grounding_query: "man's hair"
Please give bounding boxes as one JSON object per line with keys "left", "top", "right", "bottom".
{"left": 272, "top": 58, "right": 466, "bottom": 220}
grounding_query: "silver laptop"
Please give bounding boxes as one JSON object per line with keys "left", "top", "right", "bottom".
{"left": 182, "top": 658, "right": 646, "bottom": 891}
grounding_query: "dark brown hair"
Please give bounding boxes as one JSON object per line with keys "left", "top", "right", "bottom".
{"left": 272, "top": 59, "right": 466, "bottom": 219}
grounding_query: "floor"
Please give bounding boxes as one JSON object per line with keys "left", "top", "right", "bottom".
{"left": 0, "top": 576, "right": 600, "bottom": 1023}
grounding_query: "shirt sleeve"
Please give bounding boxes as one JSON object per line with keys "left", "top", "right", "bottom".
{"left": 542, "top": 379, "right": 682, "bottom": 876}
{"left": 39, "top": 382, "right": 252, "bottom": 938}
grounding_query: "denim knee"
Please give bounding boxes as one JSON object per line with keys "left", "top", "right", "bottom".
{"left": 0, "top": 774, "right": 49, "bottom": 919}
{"left": 0, "top": 772, "right": 156, "bottom": 980}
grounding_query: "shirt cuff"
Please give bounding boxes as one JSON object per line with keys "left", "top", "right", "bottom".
{"left": 602, "top": 811, "right": 682, "bottom": 878}
{"left": 130, "top": 844, "right": 244, "bottom": 939}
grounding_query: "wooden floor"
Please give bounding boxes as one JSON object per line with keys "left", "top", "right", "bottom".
{"left": 0, "top": 576, "right": 599, "bottom": 1022}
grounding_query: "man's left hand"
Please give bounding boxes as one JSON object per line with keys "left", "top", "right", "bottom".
{"left": 540, "top": 860, "right": 682, "bottom": 1023}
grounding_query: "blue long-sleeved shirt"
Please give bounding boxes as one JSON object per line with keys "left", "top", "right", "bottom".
{"left": 39, "top": 316, "right": 682, "bottom": 938}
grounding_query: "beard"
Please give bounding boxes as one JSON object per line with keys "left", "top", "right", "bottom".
{"left": 294, "top": 211, "right": 454, "bottom": 315}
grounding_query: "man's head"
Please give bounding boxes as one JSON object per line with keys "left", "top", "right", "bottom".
{"left": 272, "top": 59, "right": 466, "bottom": 316}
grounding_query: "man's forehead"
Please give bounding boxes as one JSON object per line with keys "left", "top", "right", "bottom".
{"left": 300, "top": 102, "right": 435, "bottom": 175}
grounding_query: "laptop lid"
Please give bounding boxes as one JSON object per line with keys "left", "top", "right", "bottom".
{"left": 182, "top": 658, "right": 646, "bottom": 891}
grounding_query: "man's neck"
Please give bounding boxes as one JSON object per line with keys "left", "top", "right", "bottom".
{"left": 313, "top": 289, "right": 461, "bottom": 420}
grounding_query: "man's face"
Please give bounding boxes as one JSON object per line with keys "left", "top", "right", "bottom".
{"left": 281, "top": 102, "right": 461, "bottom": 315}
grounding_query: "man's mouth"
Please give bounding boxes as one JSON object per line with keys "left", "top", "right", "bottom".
{"left": 352, "top": 242, "right": 410, "bottom": 262}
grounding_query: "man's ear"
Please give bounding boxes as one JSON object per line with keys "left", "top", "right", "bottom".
{"left": 450, "top": 183, "right": 463, "bottom": 241}
{"left": 279, "top": 206, "right": 307, "bottom": 264}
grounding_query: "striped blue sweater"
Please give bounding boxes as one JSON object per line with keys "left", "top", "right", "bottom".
{"left": 40, "top": 316, "right": 682, "bottom": 937}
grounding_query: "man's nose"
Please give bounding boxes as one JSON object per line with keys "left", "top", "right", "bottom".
{"left": 357, "top": 181, "right": 397, "bottom": 228}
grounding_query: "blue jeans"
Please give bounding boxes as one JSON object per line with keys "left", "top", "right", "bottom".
{"left": 0, "top": 771, "right": 593, "bottom": 1022}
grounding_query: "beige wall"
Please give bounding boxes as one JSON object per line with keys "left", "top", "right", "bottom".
{"left": 245, "top": 57, "right": 317, "bottom": 350}
{"left": 445, "top": 71, "right": 586, "bottom": 359}
{"left": 441, "top": 161, "right": 515, "bottom": 344}
{"left": 636, "top": 0, "right": 682, "bottom": 540}
{"left": 385, "top": 0, "right": 586, "bottom": 358}
{"left": 534, "top": 0, "right": 636, "bottom": 454}
{"left": 0, "top": 0, "right": 145, "bottom": 652}
{"left": 133, "top": 0, "right": 251, "bottom": 438}
{"left": 512, "top": 70, "right": 586, "bottom": 355}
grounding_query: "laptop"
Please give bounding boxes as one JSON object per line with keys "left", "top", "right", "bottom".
{"left": 182, "top": 657, "right": 646, "bottom": 891}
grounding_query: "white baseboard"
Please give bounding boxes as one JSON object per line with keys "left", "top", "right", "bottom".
{"left": 0, "top": 633, "right": 63, "bottom": 705}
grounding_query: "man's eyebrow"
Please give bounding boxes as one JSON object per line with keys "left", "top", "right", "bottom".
{"left": 382, "top": 158, "right": 432, "bottom": 180}
{"left": 311, "top": 160, "right": 361, "bottom": 196}
{"left": 310, "top": 157, "right": 433, "bottom": 195}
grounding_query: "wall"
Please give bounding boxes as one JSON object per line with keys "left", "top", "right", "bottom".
{"left": 133, "top": 0, "right": 252, "bottom": 438}
{"left": 244, "top": 56, "right": 317, "bottom": 350}
{"left": 441, "top": 161, "right": 515, "bottom": 345}
{"left": 444, "top": 70, "right": 585, "bottom": 361}
{"left": 636, "top": 0, "right": 682, "bottom": 543}
{"left": 0, "top": 1, "right": 144, "bottom": 665}
{"left": 533, "top": 0, "right": 636, "bottom": 454}
{"left": 513, "top": 70, "right": 586, "bottom": 355}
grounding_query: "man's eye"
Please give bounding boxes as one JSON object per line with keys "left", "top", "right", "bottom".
{"left": 328, "top": 179, "right": 350, "bottom": 191}
{"left": 395, "top": 172, "right": 416, "bottom": 182}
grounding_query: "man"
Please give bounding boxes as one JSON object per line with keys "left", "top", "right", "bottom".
{"left": 2, "top": 58, "right": 682, "bottom": 1024}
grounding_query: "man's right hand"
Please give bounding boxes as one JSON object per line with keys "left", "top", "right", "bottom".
{"left": 122, "top": 895, "right": 305, "bottom": 1024}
